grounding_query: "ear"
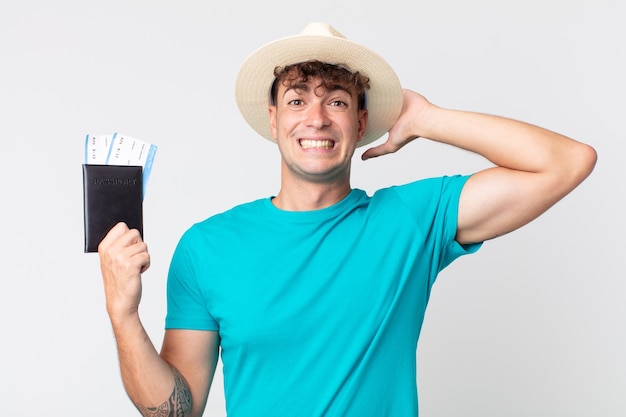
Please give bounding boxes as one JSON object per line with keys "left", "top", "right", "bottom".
{"left": 269, "top": 105, "right": 278, "bottom": 140}
{"left": 357, "top": 109, "right": 368, "bottom": 142}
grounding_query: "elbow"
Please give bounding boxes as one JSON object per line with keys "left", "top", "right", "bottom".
{"left": 555, "top": 141, "right": 597, "bottom": 196}
{"left": 572, "top": 142, "right": 598, "bottom": 183}
{"left": 544, "top": 140, "right": 597, "bottom": 199}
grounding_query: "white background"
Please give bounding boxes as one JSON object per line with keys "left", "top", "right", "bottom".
{"left": 0, "top": 0, "right": 623, "bottom": 416}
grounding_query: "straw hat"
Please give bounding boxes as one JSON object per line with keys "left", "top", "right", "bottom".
{"left": 235, "top": 22, "right": 403, "bottom": 147}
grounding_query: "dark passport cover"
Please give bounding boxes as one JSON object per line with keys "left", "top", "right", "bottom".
{"left": 82, "top": 164, "right": 143, "bottom": 253}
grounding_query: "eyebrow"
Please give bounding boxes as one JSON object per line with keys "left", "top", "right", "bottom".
{"left": 282, "top": 82, "right": 351, "bottom": 100}
{"left": 282, "top": 82, "right": 311, "bottom": 98}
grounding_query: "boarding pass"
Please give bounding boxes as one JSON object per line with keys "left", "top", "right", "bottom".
{"left": 84, "top": 133, "right": 158, "bottom": 198}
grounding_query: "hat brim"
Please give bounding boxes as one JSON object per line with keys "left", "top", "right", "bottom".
{"left": 235, "top": 32, "right": 402, "bottom": 148}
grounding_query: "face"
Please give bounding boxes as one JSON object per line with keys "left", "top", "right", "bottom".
{"left": 269, "top": 77, "right": 368, "bottom": 185}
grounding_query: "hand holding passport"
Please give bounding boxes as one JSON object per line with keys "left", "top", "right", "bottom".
{"left": 83, "top": 133, "right": 157, "bottom": 252}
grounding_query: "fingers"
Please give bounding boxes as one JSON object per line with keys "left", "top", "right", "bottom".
{"left": 98, "top": 222, "right": 150, "bottom": 319}
{"left": 100, "top": 222, "right": 135, "bottom": 250}
{"left": 99, "top": 222, "right": 150, "bottom": 276}
{"left": 361, "top": 140, "right": 401, "bottom": 160}
{"left": 361, "top": 90, "right": 425, "bottom": 161}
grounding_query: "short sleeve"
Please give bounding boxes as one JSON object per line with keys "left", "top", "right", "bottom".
{"left": 165, "top": 227, "right": 219, "bottom": 331}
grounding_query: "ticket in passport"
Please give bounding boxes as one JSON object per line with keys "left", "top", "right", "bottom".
{"left": 84, "top": 133, "right": 158, "bottom": 198}
{"left": 82, "top": 133, "right": 157, "bottom": 252}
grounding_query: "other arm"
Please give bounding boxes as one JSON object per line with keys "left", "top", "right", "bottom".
{"left": 362, "top": 90, "right": 597, "bottom": 244}
{"left": 99, "top": 223, "right": 219, "bottom": 417}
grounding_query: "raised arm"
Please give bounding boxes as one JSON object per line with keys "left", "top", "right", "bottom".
{"left": 99, "top": 223, "right": 219, "bottom": 417}
{"left": 362, "top": 90, "right": 597, "bottom": 244}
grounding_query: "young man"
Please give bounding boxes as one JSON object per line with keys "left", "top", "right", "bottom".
{"left": 99, "top": 22, "right": 596, "bottom": 417}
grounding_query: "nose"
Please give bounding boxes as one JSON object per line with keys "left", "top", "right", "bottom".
{"left": 305, "top": 102, "right": 330, "bottom": 130}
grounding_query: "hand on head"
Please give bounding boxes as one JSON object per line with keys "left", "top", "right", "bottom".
{"left": 361, "top": 90, "right": 433, "bottom": 160}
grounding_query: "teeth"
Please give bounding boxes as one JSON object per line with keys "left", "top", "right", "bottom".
{"left": 300, "top": 139, "right": 334, "bottom": 149}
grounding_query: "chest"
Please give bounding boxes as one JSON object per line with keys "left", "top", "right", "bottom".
{"left": 201, "top": 220, "right": 429, "bottom": 355}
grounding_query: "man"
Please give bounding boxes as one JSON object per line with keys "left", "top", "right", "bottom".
{"left": 99, "top": 22, "right": 596, "bottom": 417}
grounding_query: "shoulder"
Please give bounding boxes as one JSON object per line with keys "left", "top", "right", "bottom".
{"left": 372, "top": 175, "right": 471, "bottom": 204}
{"left": 194, "top": 198, "right": 267, "bottom": 229}
{"left": 175, "top": 198, "right": 268, "bottom": 249}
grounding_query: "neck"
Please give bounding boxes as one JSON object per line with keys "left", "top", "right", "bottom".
{"left": 272, "top": 177, "right": 352, "bottom": 211}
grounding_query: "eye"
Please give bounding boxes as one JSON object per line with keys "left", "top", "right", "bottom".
{"left": 288, "top": 99, "right": 304, "bottom": 106}
{"left": 329, "top": 100, "right": 348, "bottom": 107}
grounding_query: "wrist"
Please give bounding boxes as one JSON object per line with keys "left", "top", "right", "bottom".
{"left": 416, "top": 102, "right": 445, "bottom": 141}
{"left": 107, "top": 304, "right": 141, "bottom": 330}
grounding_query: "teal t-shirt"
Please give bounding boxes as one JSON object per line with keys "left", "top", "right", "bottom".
{"left": 166, "top": 175, "right": 481, "bottom": 416}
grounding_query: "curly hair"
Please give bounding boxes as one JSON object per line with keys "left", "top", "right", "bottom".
{"left": 270, "top": 60, "right": 370, "bottom": 110}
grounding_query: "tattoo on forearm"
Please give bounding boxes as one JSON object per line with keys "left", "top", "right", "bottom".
{"left": 134, "top": 367, "right": 192, "bottom": 417}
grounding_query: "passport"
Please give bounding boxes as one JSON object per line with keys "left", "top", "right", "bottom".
{"left": 82, "top": 164, "right": 143, "bottom": 253}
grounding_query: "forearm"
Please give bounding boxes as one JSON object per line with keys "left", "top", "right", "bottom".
{"left": 420, "top": 105, "right": 590, "bottom": 177}
{"left": 99, "top": 224, "right": 195, "bottom": 416}
{"left": 111, "top": 315, "right": 192, "bottom": 417}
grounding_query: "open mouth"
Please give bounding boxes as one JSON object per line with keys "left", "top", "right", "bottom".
{"left": 299, "top": 139, "right": 335, "bottom": 149}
